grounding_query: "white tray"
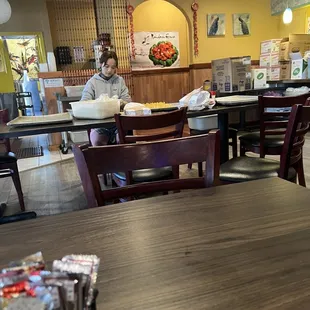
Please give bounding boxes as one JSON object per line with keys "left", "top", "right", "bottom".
{"left": 216, "top": 95, "right": 258, "bottom": 106}
{"left": 7, "top": 113, "right": 73, "bottom": 127}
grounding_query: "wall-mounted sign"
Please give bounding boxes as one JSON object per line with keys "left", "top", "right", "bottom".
{"left": 130, "top": 31, "right": 180, "bottom": 70}
{"left": 44, "top": 78, "right": 64, "bottom": 88}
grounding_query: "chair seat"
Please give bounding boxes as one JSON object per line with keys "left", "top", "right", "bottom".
{"left": 0, "top": 152, "right": 17, "bottom": 163}
{"left": 113, "top": 167, "right": 173, "bottom": 183}
{"left": 239, "top": 132, "right": 284, "bottom": 148}
{"left": 220, "top": 156, "right": 296, "bottom": 183}
{"left": 190, "top": 127, "right": 237, "bottom": 139}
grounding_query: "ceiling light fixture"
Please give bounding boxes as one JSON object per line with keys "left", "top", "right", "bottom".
{"left": 0, "top": 0, "right": 11, "bottom": 25}
{"left": 283, "top": 1, "right": 293, "bottom": 24}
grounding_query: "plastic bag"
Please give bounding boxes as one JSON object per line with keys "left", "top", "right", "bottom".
{"left": 179, "top": 88, "right": 211, "bottom": 111}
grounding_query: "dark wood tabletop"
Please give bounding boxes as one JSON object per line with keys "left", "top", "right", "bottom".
{"left": 0, "top": 117, "right": 116, "bottom": 139}
{"left": 0, "top": 178, "right": 310, "bottom": 309}
{"left": 187, "top": 102, "right": 258, "bottom": 118}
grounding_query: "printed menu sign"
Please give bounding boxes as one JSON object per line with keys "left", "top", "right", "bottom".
{"left": 44, "top": 78, "right": 64, "bottom": 88}
{"left": 130, "top": 31, "right": 180, "bottom": 70}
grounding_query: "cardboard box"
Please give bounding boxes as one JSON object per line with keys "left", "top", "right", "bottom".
{"left": 260, "top": 39, "right": 282, "bottom": 54}
{"left": 279, "top": 61, "right": 291, "bottom": 80}
{"left": 251, "top": 68, "right": 267, "bottom": 89}
{"left": 279, "top": 35, "right": 310, "bottom": 61}
{"left": 211, "top": 56, "right": 252, "bottom": 93}
{"left": 290, "top": 52, "right": 308, "bottom": 79}
{"left": 269, "top": 66, "right": 281, "bottom": 81}
{"left": 259, "top": 53, "right": 280, "bottom": 67}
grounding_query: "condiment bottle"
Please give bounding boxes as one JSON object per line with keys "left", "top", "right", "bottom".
{"left": 203, "top": 80, "right": 212, "bottom": 92}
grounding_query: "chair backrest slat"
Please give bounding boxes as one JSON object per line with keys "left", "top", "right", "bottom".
{"left": 115, "top": 108, "right": 187, "bottom": 144}
{"left": 279, "top": 102, "right": 310, "bottom": 179}
{"left": 73, "top": 131, "right": 220, "bottom": 207}
{"left": 259, "top": 93, "right": 310, "bottom": 157}
{"left": 265, "top": 130, "right": 286, "bottom": 135}
{"left": 125, "top": 131, "right": 180, "bottom": 143}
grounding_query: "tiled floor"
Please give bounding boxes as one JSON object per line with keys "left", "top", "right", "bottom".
{"left": 9, "top": 134, "right": 74, "bottom": 172}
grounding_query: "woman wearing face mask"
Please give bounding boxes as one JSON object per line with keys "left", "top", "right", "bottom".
{"left": 81, "top": 50, "right": 132, "bottom": 146}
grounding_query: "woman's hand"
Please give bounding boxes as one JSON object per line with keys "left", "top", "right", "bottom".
{"left": 120, "top": 99, "right": 127, "bottom": 110}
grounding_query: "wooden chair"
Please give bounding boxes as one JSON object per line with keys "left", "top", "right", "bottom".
{"left": 73, "top": 132, "right": 220, "bottom": 208}
{"left": 16, "top": 92, "right": 35, "bottom": 116}
{"left": 0, "top": 109, "right": 11, "bottom": 152}
{"left": 220, "top": 104, "right": 310, "bottom": 186}
{"left": 0, "top": 153, "right": 25, "bottom": 211}
{"left": 113, "top": 108, "right": 187, "bottom": 186}
{"left": 0, "top": 203, "right": 36, "bottom": 224}
{"left": 239, "top": 93, "right": 310, "bottom": 157}
{"left": 188, "top": 127, "right": 238, "bottom": 176}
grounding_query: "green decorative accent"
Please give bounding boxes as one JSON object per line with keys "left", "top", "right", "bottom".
{"left": 257, "top": 72, "right": 264, "bottom": 80}
{"left": 293, "top": 67, "right": 301, "bottom": 75}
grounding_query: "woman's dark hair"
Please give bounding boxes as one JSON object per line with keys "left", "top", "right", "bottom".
{"left": 99, "top": 51, "right": 118, "bottom": 67}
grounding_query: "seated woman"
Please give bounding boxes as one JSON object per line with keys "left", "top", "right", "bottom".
{"left": 81, "top": 51, "right": 131, "bottom": 146}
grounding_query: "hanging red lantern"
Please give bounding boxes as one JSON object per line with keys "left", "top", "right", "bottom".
{"left": 191, "top": 1, "right": 199, "bottom": 57}
{"left": 127, "top": 3, "right": 136, "bottom": 59}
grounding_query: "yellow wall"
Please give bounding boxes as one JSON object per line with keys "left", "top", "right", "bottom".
{"left": 132, "top": 0, "right": 280, "bottom": 63}
{"left": 278, "top": 5, "right": 310, "bottom": 37}
{"left": 0, "top": 40, "right": 14, "bottom": 93}
{"left": 132, "top": 0, "right": 189, "bottom": 67}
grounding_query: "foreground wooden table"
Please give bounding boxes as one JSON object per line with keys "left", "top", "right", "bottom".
{"left": 0, "top": 178, "right": 310, "bottom": 309}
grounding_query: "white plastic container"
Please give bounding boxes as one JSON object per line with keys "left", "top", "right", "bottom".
{"left": 187, "top": 115, "right": 218, "bottom": 131}
{"left": 65, "top": 85, "right": 85, "bottom": 98}
{"left": 68, "top": 131, "right": 89, "bottom": 143}
{"left": 70, "top": 98, "right": 120, "bottom": 119}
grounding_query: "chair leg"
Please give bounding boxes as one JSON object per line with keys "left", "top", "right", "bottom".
{"left": 229, "top": 129, "right": 238, "bottom": 158}
{"left": 10, "top": 162, "right": 25, "bottom": 212}
{"left": 297, "top": 159, "right": 306, "bottom": 187}
{"left": 231, "top": 137, "right": 238, "bottom": 158}
{"left": 240, "top": 142, "right": 246, "bottom": 156}
{"left": 198, "top": 162, "right": 203, "bottom": 177}
{"left": 103, "top": 174, "right": 108, "bottom": 186}
{"left": 4, "top": 138, "right": 11, "bottom": 153}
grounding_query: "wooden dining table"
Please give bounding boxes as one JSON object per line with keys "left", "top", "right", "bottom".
{"left": 0, "top": 177, "right": 310, "bottom": 309}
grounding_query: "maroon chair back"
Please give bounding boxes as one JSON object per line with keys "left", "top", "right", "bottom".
{"left": 115, "top": 108, "right": 187, "bottom": 144}
{"left": 0, "top": 109, "right": 9, "bottom": 124}
{"left": 0, "top": 109, "right": 11, "bottom": 152}
{"left": 279, "top": 102, "right": 310, "bottom": 181}
{"left": 259, "top": 93, "right": 310, "bottom": 157}
{"left": 73, "top": 131, "right": 220, "bottom": 208}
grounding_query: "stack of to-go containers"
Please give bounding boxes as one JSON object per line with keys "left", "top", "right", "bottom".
{"left": 252, "top": 39, "right": 281, "bottom": 89}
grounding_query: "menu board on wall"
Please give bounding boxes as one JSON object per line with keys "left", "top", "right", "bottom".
{"left": 130, "top": 31, "right": 180, "bottom": 70}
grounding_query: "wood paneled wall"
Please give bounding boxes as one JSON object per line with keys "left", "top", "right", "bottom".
{"left": 132, "top": 68, "right": 190, "bottom": 103}
{"left": 132, "top": 62, "right": 260, "bottom": 125}
{"left": 190, "top": 66, "right": 212, "bottom": 90}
